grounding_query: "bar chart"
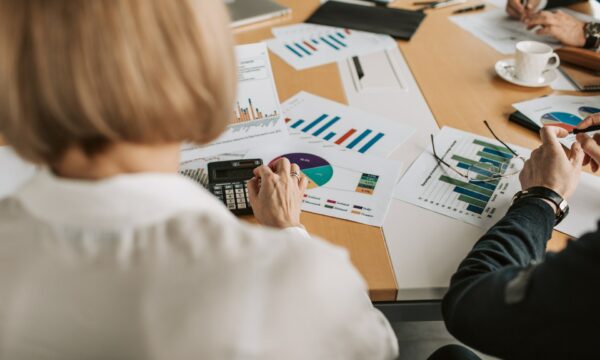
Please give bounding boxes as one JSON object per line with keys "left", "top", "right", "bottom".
{"left": 282, "top": 92, "right": 415, "bottom": 157}
{"left": 285, "top": 115, "right": 385, "bottom": 154}
{"left": 268, "top": 24, "right": 397, "bottom": 70}
{"left": 396, "top": 127, "right": 526, "bottom": 228}
{"left": 283, "top": 29, "right": 352, "bottom": 57}
{"left": 184, "top": 43, "right": 287, "bottom": 157}
{"left": 234, "top": 98, "right": 279, "bottom": 123}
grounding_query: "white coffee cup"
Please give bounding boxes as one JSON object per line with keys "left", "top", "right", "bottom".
{"left": 514, "top": 41, "right": 560, "bottom": 84}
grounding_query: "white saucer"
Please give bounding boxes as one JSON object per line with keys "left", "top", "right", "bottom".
{"left": 495, "top": 59, "right": 558, "bottom": 88}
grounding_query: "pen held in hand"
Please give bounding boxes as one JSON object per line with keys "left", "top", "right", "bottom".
{"left": 452, "top": 4, "right": 485, "bottom": 13}
{"left": 571, "top": 125, "right": 600, "bottom": 134}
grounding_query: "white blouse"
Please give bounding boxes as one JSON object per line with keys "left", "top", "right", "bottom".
{"left": 0, "top": 171, "right": 398, "bottom": 360}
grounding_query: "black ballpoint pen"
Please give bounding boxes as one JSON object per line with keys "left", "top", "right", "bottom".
{"left": 452, "top": 4, "right": 485, "bottom": 13}
{"left": 571, "top": 125, "right": 600, "bottom": 134}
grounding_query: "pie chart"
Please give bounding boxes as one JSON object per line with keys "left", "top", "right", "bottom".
{"left": 540, "top": 112, "right": 582, "bottom": 132}
{"left": 579, "top": 106, "right": 600, "bottom": 118}
{"left": 272, "top": 153, "right": 333, "bottom": 189}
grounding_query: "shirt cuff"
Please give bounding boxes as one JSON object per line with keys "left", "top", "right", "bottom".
{"left": 283, "top": 226, "right": 311, "bottom": 239}
{"left": 537, "top": 0, "right": 548, "bottom": 11}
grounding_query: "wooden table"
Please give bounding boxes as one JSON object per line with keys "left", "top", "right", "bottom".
{"left": 1, "top": 0, "right": 594, "bottom": 304}
{"left": 233, "top": 0, "right": 599, "bottom": 302}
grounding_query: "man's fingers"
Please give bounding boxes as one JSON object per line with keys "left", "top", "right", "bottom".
{"left": 577, "top": 114, "right": 600, "bottom": 130}
{"left": 577, "top": 133, "right": 600, "bottom": 165}
{"left": 540, "top": 126, "right": 568, "bottom": 147}
{"left": 507, "top": 0, "right": 524, "bottom": 18}
{"left": 583, "top": 154, "right": 591, "bottom": 166}
{"left": 271, "top": 157, "right": 291, "bottom": 177}
{"left": 569, "top": 141, "right": 585, "bottom": 167}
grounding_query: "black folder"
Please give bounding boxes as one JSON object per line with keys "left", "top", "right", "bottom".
{"left": 306, "top": 1, "right": 426, "bottom": 41}
{"left": 509, "top": 111, "right": 540, "bottom": 133}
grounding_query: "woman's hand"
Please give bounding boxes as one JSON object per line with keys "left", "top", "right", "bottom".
{"left": 576, "top": 114, "right": 600, "bottom": 172}
{"left": 519, "top": 126, "right": 584, "bottom": 199}
{"left": 525, "top": 11, "right": 586, "bottom": 47}
{"left": 247, "top": 157, "right": 308, "bottom": 229}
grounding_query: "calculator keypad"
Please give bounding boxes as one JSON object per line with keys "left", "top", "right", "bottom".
{"left": 210, "top": 181, "right": 252, "bottom": 215}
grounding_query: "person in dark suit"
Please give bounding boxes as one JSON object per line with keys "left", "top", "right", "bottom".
{"left": 439, "top": 121, "right": 600, "bottom": 358}
{"left": 506, "top": 0, "right": 600, "bottom": 50}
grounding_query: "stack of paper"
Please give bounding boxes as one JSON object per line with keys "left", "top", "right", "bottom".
{"left": 267, "top": 23, "right": 397, "bottom": 70}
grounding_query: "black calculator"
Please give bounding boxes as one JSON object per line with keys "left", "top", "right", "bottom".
{"left": 207, "top": 159, "right": 263, "bottom": 216}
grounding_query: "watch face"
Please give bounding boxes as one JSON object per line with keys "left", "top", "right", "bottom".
{"left": 585, "top": 23, "right": 600, "bottom": 49}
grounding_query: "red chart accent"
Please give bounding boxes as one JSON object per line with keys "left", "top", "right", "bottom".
{"left": 303, "top": 41, "right": 318, "bottom": 51}
{"left": 285, "top": 117, "right": 292, "bottom": 123}
{"left": 344, "top": 28, "right": 351, "bottom": 35}
{"left": 335, "top": 129, "right": 357, "bottom": 145}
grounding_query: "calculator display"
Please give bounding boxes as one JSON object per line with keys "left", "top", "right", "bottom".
{"left": 214, "top": 168, "right": 255, "bottom": 181}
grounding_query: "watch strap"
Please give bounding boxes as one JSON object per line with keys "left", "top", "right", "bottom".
{"left": 512, "top": 187, "right": 569, "bottom": 225}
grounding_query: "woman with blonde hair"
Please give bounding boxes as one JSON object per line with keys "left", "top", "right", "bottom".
{"left": 0, "top": 0, "right": 397, "bottom": 359}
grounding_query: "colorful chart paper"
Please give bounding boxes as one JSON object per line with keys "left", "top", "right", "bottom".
{"left": 181, "top": 42, "right": 288, "bottom": 158}
{"left": 246, "top": 140, "right": 403, "bottom": 226}
{"left": 271, "top": 153, "right": 334, "bottom": 189}
{"left": 396, "top": 127, "right": 529, "bottom": 228}
{"left": 267, "top": 24, "right": 397, "bottom": 70}
{"left": 513, "top": 95, "right": 600, "bottom": 148}
{"left": 282, "top": 91, "right": 415, "bottom": 157}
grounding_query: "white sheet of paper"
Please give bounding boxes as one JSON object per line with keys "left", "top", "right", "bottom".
{"left": 245, "top": 140, "right": 402, "bottom": 226}
{"left": 396, "top": 127, "right": 530, "bottom": 229}
{"left": 181, "top": 42, "right": 288, "bottom": 159}
{"left": 338, "top": 46, "right": 439, "bottom": 181}
{"left": 557, "top": 172, "right": 600, "bottom": 238}
{"left": 552, "top": 70, "right": 577, "bottom": 91}
{"left": 267, "top": 24, "right": 397, "bottom": 70}
{"left": 450, "top": 8, "right": 558, "bottom": 55}
{"left": 282, "top": 91, "right": 415, "bottom": 158}
{"left": 512, "top": 95, "right": 600, "bottom": 148}
{"left": 0, "top": 147, "right": 36, "bottom": 199}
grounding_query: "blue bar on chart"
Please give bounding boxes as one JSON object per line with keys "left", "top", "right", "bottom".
{"left": 291, "top": 119, "right": 304, "bottom": 129}
{"left": 324, "top": 132, "right": 336, "bottom": 141}
{"left": 285, "top": 44, "right": 303, "bottom": 58}
{"left": 358, "top": 133, "right": 384, "bottom": 154}
{"left": 320, "top": 36, "right": 339, "bottom": 51}
{"left": 294, "top": 42, "right": 311, "bottom": 56}
{"left": 337, "top": 32, "right": 346, "bottom": 39}
{"left": 467, "top": 205, "right": 484, "bottom": 214}
{"left": 328, "top": 35, "right": 347, "bottom": 48}
{"left": 347, "top": 130, "right": 373, "bottom": 149}
{"left": 313, "top": 116, "right": 340, "bottom": 136}
{"left": 302, "top": 114, "right": 329, "bottom": 132}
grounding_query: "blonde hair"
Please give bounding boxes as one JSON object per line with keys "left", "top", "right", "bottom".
{"left": 0, "top": 0, "right": 236, "bottom": 164}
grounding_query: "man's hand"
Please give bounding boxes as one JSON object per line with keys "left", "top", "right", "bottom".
{"left": 247, "top": 157, "right": 308, "bottom": 229}
{"left": 525, "top": 11, "right": 586, "bottom": 47}
{"left": 507, "top": 0, "right": 541, "bottom": 20}
{"left": 576, "top": 114, "right": 600, "bottom": 172}
{"left": 519, "top": 126, "right": 584, "bottom": 199}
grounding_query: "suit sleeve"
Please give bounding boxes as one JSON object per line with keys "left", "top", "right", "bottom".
{"left": 442, "top": 197, "right": 600, "bottom": 358}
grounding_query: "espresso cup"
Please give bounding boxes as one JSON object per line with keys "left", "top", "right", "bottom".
{"left": 514, "top": 41, "right": 560, "bottom": 84}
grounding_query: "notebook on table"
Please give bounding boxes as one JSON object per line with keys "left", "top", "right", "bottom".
{"left": 306, "top": 0, "right": 426, "bottom": 40}
{"left": 560, "top": 63, "right": 600, "bottom": 92}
